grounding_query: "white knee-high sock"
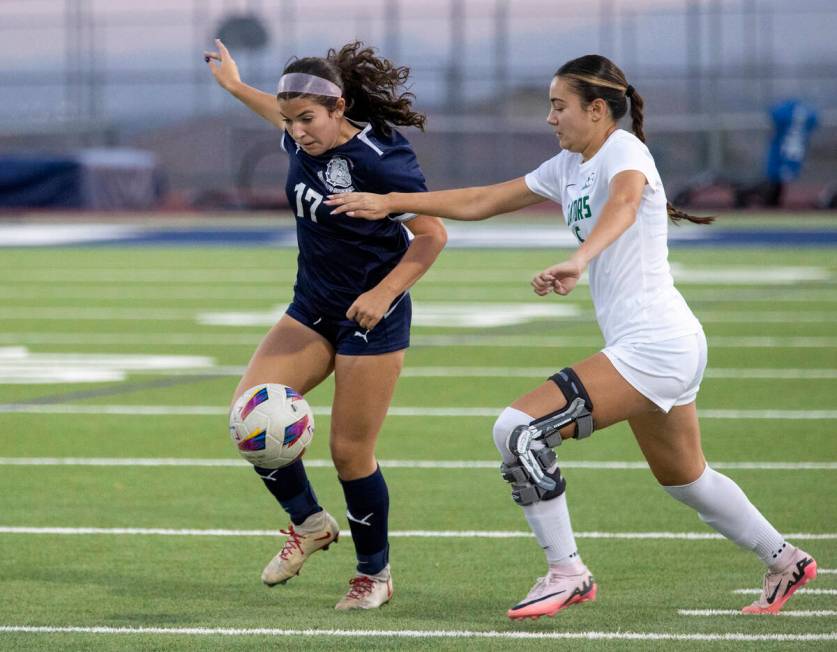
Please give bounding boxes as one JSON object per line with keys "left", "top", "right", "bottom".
{"left": 493, "top": 407, "right": 581, "bottom": 568}
{"left": 663, "top": 465, "right": 793, "bottom": 569}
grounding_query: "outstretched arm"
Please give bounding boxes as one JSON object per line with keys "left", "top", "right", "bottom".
{"left": 204, "top": 39, "right": 285, "bottom": 130}
{"left": 325, "top": 177, "right": 547, "bottom": 222}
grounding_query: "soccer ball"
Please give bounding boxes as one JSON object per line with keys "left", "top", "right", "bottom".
{"left": 229, "top": 383, "right": 314, "bottom": 468}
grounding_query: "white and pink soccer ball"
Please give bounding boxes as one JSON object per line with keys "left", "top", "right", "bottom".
{"left": 229, "top": 383, "right": 314, "bottom": 468}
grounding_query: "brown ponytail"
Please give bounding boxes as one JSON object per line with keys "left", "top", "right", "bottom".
{"left": 557, "top": 55, "right": 713, "bottom": 225}
{"left": 278, "top": 41, "right": 425, "bottom": 138}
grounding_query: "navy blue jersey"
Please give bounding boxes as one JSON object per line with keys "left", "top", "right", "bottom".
{"left": 281, "top": 123, "right": 427, "bottom": 319}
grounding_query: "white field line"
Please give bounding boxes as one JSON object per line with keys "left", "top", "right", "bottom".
{"left": 4, "top": 362, "right": 837, "bottom": 385}
{"left": 2, "top": 333, "right": 837, "bottom": 348}
{"left": 3, "top": 306, "right": 837, "bottom": 325}
{"left": 2, "top": 287, "right": 837, "bottom": 303}
{"left": 2, "top": 404, "right": 836, "bottom": 420}
{"left": 0, "top": 625, "right": 834, "bottom": 643}
{"left": 679, "top": 609, "right": 836, "bottom": 618}
{"left": 819, "top": 569, "right": 837, "bottom": 574}
{"left": 411, "top": 335, "right": 837, "bottom": 349}
{"left": 0, "top": 264, "right": 829, "bottom": 284}
{"left": 0, "top": 527, "right": 834, "bottom": 541}
{"left": 733, "top": 589, "right": 837, "bottom": 596}
{"left": 55, "top": 366, "right": 837, "bottom": 380}
{"left": 1, "top": 458, "right": 835, "bottom": 471}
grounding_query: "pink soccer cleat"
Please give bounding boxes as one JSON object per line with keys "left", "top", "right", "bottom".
{"left": 507, "top": 567, "right": 597, "bottom": 620}
{"left": 741, "top": 547, "right": 817, "bottom": 615}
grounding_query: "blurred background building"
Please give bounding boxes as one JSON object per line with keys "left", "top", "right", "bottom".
{"left": 1, "top": 0, "right": 835, "bottom": 210}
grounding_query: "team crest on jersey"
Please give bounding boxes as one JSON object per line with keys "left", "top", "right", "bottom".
{"left": 581, "top": 171, "right": 597, "bottom": 191}
{"left": 318, "top": 155, "right": 355, "bottom": 193}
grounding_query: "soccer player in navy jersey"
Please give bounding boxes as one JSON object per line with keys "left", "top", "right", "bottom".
{"left": 205, "top": 39, "right": 447, "bottom": 610}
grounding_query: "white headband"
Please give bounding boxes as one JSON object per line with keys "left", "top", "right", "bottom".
{"left": 276, "top": 73, "right": 342, "bottom": 98}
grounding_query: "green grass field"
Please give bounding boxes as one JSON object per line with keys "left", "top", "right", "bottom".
{"left": 1, "top": 217, "right": 836, "bottom": 650}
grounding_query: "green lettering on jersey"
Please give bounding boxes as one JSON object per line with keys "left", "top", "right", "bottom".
{"left": 567, "top": 194, "right": 592, "bottom": 225}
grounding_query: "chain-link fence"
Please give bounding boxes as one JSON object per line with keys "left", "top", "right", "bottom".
{"left": 1, "top": 0, "right": 835, "bottom": 198}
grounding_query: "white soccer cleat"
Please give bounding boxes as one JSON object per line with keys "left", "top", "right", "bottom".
{"left": 261, "top": 510, "right": 340, "bottom": 587}
{"left": 741, "top": 546, "right": 817, "bottom": 614}
{"left": 334, "top": 564, "right": 393, "bottom": 610}
{"left": 507, "top": 566, "right": 597, "bottom": 620}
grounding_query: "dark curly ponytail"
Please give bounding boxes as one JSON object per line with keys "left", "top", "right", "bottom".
{"left": 277, "top": 41, "right": 425, "bottom": 138}
{"left": 556, "top": 54, "right": 713, "bottom": 225}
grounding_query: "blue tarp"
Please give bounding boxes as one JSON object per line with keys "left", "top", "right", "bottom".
{"left": 0, "top": 157, "right": 84, "bottom": 208}
{"left": 0, "top": 149, "right": 162, "bottom": 209}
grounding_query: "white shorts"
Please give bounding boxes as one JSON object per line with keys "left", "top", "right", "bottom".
{"left": 602, "top": 330, "right": 708, "bottom": 413}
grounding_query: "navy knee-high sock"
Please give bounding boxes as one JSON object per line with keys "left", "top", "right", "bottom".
{"left": 340, "top": 466, "right": 390, "bottom": 574}
{"left": 254, "top": 458, "right": 322, "bottom": 526}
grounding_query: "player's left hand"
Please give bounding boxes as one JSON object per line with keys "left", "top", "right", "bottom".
{"left": 532, "top": 260, "right": 583, "bottom": 296}
{"left": 326, "top": 192, "right": 391, "bottom": 220}
{"left": 346, "top": 287, "right": 396, "bottom": 331}
{"left": 204, "top": 39, "right": 241, "bottom": 91}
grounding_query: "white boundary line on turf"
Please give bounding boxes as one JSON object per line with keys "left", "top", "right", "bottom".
{"left": 733, "top": 589, "right": 837, "bottom": 596}
{"left": 819, "top": 569, "right": 837, "bottom": 574}
{"left": 63, "top": 366, "right": 837, "bottom": 380}
{"left": 2, "top": 288, "right": 837, "bottom": 302}
{"left": 4, "top": 307, "right": 837, "bottom": 324}
{"left": 2, "top": 333, "right": 837, "bottom": 348}
{"left": 2, "top": 404, "right": 837, "bottom": 419}
{"left": 0, "top": 625, "right": 833, "bottom": 642}
{"left": 1, "top": 457, "right": 834, "bottom": 471}
{"left": 0, "top": 527, "right": 834, "bottom": 540}
{"left": 679, "top": 609, "right": 836, "bottom": 618}
{"left": 0, "top": 625, "right": 834, "bottom": 642}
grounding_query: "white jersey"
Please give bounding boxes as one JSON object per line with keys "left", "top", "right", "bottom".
{"left": 525, "top": 129, "right": 701, "bottom": 346}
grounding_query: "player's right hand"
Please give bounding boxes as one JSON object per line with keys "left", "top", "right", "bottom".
{"left": 204, "top": 39, "right": 241, "bottom": 91}
{"left": 325, "top": 192, "right": 391, "bottom": 220}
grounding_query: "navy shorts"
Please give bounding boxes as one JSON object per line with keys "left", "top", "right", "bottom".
{"left": 286, "top": 292, "right": 411, "bottom": 356}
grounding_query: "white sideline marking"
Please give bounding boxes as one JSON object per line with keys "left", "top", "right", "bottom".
{"left": 679, "top": 609, "right": 836, "bottom": 618}
{"left": 1, "top": 332, "right": 837, "bottom": 348}
{"left": 0, "top": 625, "right": 834, "bottom": 642}
{"left": 1, "top": 404, "right": 836, "bottom": 419}
{"left": 0, "top": 527, "right": 834, "bottom": 541}
{"left": 734, "top": 589, "right": 837, "bottom": 596}
{"left": 0, "top": 264, "right": 828, "bottom": 284}
{"left": 400, "top": 367, "right": 837, "bottom": 380}
{"left": 0, "top": 458, "right": 835, "bottom": 471}
{"left": 198, "top": 303, "right": 581, "bottom": 328}
{"left": 5, "top": 307, "right": 837, "bottom": 325}
{"left": 0, "top": 348, "right": 216, "bottom": 384}
{"left": 2, "top": 361, "right": 835, "bottom": 386}
{"left": 0, "top": 224, "right": 142, "bottom": 246}
{"left": 2, "top": 287, "right": 837, "bottom": 302}
{"left": 819, "top": 569, "right": 837, "bottom": 574}
{"left": 26, "top": 365, "right": 837, "bottom": 381}
{"left": 411, "top": 335, "right": 837, "bottom": 349}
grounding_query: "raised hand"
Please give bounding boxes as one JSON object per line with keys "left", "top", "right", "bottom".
{"left": 325, "top": 192, "right": 391, "bottom": 220}
{"left": 204, "top": 39, "right": 241, "bottom": 91}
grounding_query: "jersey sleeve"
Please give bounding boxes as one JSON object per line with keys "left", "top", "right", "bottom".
{"left": 524, "top": 154, "right": 564, "bottom": 205}
{"left": 376, "top": 143, "right": 428, "bottom": 223}
{"left": 602, "top": 137, "right": 662, "bottom": 192}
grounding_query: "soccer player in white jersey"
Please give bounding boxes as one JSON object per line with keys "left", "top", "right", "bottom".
{"left": 326, "top": 54, "right": 817, "bottom": 619}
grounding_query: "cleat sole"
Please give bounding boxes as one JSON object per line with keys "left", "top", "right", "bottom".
{"left": 507, "top": 582, "right": 597, "bottom": 620}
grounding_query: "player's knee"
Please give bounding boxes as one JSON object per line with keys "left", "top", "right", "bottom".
{"left": 492, "top": 407, "right": 533, "bottom": 464}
